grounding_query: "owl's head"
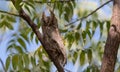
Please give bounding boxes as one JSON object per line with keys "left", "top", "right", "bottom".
{"left": 41, "top": 10, "right": 57, "bottom": 27}
{"left": 41, "top": 12, "right": 50, "bottom": 26}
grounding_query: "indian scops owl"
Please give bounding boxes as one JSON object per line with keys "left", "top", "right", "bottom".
{"left": 41, "top": 10, "right": 67, "bottom": 68}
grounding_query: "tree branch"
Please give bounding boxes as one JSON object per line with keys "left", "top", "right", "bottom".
{"left": 65, "top": 0, "right": 113, "bottom": 26}
{"left": 11, "top": 0, "right": 45, "bottom": 48}
{"left": 100, "top": 0, "right": 120, "bottom": 71}
{"left": 0, "top": 10, "right": 19, "bottom": 17}
{"left": 11, "top": 0, "right": 65, "bottom": 72}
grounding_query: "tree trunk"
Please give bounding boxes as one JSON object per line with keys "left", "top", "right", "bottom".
{"left": 100, "top": 0, "right": 120, "bottom": 72}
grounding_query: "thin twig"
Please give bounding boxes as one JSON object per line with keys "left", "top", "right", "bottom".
{"left": 0, "top": 10, "right": 19, "bottom": 17}
{"left": 0, "top": 58, "right": 7, "bottom": 72}
{"left": 65, "top": 0, "right": 113, "bottom": 26}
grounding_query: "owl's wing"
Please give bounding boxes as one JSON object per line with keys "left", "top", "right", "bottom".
{"left": 46, "top": 29, "right": 62, "bottom": 53}
{"left": 47, "top": 28, "right": 67, "bottom": 65}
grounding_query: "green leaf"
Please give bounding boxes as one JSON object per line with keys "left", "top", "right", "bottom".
{"left": 65, "top": 32, "right": 75, "bottom": 48}
{"left": 12, "top": 55, "right": 19, "bottom": 70}
{"left": 29, "top": 0, "right": 34, "bottom": 3}
{"left": 37, "top": 47, "right": 42, "bottom": 59}
{"left": 23, "top": 54, "right": 29, "bottom": 68}
{"left": 80, "top": 51, "right": 85, "bottom": 65}
{"left": 31, "top": 56, "right": 36, "bottom": 66}
{"left": 35, "top": 37, "right": 39, "bottom": 44}
{"left": 18, "top": 38, "right": 26, "bottom": 50}
{"left": 77, "top": 22, "right": 82, "bottom": 30}
{"left": 18, "top": 55, "right": 24, "bottom": 70}
{"left": 7, "top": 44, "right": 15, "bottom": 52}
{"left": 24, "top": 5, "right": 31, "bottom": 15}
{"left": 23, "top": 68, "right": 31, "bottom": 72}
{"left": 98, "top": 20, "right": 103, "bottom": 36}
{"left": 86, "top": 21, "right": 90, "bottom": 30}
{"left": 21, "top": 33, "right": 29, "bottom": 42}
{"left": 30, "top": 32, "right": 34, "bottom": 40}
{"left": 0, "top": 14, "right": 5, "bottom": 19}
{"left": 0, "top": 20, "right": 13, "bottom": 30}
{"left": 75, "top": 32, "right": 80, "bottom": 44}
{"left": 15, "top": 46, "right": 24, "bottom": 53}
{"left": 42, "top": 61, "right": 50, "bottom": 71}
{"left": 5, "top": 21, "right": 13, "bottom": 30}
{"left": 51, "top": 0, "right": 55, "bottom": 2}
{"left": 15, "top": 0, "right": 22, "bottom": 10}
{"left": 92, "top": 21, "right": 98, "bottom": 30}
{"left": 64, "top": 13, "right": 69, "bottom": 22}
{"left": 116, "top": 66, "right": 120, "bottom": 72}
{"left": 71, "top": 1, "right": 76, "bottom": 7}
{"left": 64, "top": 5, "right": 73, "bottom": 22}
{"left": 106, "top": 21, "right": 110, "bottom": 32}
{"left": 7, "top": 16, "right": 16, "bottom": 23}
{"left": 57, "top": 3, "right": 63, "bottom": 17}
{"left": 0, "top": 21, "right": 4, "bottom": 28}
{"left": 68, "top": 2, "right": 73, "bottom": 16}
{"left": 91, "top": 21, "right": 98, "bottom": 36}
{"left": 99, "top": 21, "right": 103, "bottom": 31}
{"left": 87, "top": 49, "right": 92, "bottom": 64}
{"left": 42, "top": 0, "right": 47, "bottom": 3}
{"left": 86, "top": 67, "right": 90, "bottom": 72}
{"left": 82, "top": 31, "right": 86, "bottom": 43}
{"left": 73, "top": 52, "right": 78, "bottom": 64}
{"left": 92, "top": 65, "right": 99, "bottom": 72}
{"left": 25, "top": 1, "right": 35, "bottom": 10}
{"left": 86, "top": 29, "right": 92, "bottom": 39}
{"left": 5, "top": 56, "right": 11, "bottom": 71}
{"left": 60, "top": 29, "right": 68, "bottom": 33}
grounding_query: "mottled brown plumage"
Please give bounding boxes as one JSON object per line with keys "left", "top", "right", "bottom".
{"left": 41, "top": 10, "right": 67, "bottom": 71}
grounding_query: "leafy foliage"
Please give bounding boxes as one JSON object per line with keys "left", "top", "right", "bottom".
{"left": 0, "top": 15, "right": 16, "bottom": 30}
{"left": 0, "top": 0, "right": 113, "bottom": 72}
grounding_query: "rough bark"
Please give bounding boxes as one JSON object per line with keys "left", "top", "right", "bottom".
{"left": 100, "top": 0, "right": 120, "bottom": 72}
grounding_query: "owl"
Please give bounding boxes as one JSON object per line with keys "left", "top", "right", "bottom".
{"left": 41, "top": 10, "right": 67, "bottom": 71}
